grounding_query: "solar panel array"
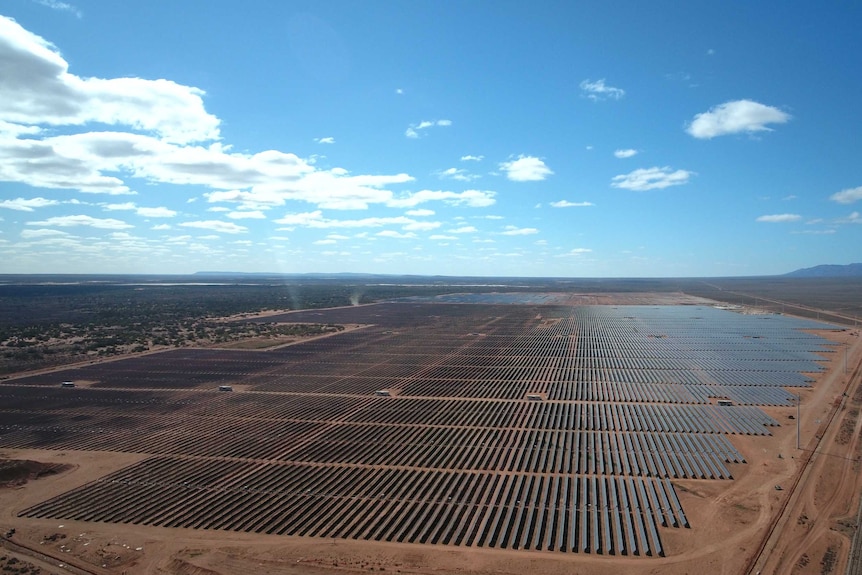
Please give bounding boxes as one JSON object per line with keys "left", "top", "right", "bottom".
{"left": 3, "top": 303, "right": 840, "bottom": 557}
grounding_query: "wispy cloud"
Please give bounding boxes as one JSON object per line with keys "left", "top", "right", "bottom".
{"left": 0, "top": 197, "right": 60, "bottom": 211}
{"left": 33, "top": 0, "right": 82, "bottom": 18}
{"left": 314, "top": 136, "right": 335, "bottom": 144}
{"left": 179, "top": 220, "right": 248, "bottom": 233}
{"left": 556, "top": 248, "right": 593, "bottom": 257}
{"left": 830, "top": 186, "right": 862, "bottom": 204}
{"left": 499, "top": 155, "right": 553, "bottom": 182}
{"left": 686, "top": 100, "right": 791, "bottom": 139}
{"left": 460, "top": 155, "right": 484, "bottom": 162}
{"left": 550, "top": 200, "right": 594, "bottom": 208}
{"left": 756, "top": 213, "right": 802, "bottom": 223}
{"left": 27, "top": 215, "right": 133, "bottom": 229}
{"left": 611, "top": 167, "right": 693, "bottom": 191}
{"left": 437, "top": 167, "right": 480, "bottom": 182}
{"left": 614, "top": 149, "right": 638, "bottom": 158}
{"left": 501, "top": 226, "right": 538, "bottom": 236}
{"left": 450, "top": 225, "right": 477, "bottom": 234}
{"left": 579, "top": 79, "right": 625, "bottom": 101}
{"left": 405, "top": 119, "right": 452, "bottom": 138}
{"left": 103, "top": 202, "right": 177, "bottom": 218}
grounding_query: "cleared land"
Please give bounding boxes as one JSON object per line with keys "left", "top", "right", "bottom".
{"left": 0, "top": 293, "right": 860, "bottom": 575}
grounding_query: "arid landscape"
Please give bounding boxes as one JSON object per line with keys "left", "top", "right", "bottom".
{"left": 1, "top": 280, "right": 861, "bottom": 575}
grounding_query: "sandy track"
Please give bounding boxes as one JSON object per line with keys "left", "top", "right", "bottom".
{"left": 748, "top": 331, "right": 862, "bottom": 574}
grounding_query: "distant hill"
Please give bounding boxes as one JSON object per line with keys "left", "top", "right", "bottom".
{"left": 785, "top": 263, "right": 862, "bottom": 278}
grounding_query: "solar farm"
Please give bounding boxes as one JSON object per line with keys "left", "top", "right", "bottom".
{"left": 0, "top": 299, "right": 852, "bottom": 573}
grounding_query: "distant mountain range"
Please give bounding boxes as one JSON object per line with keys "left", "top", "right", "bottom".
{"left": 785, "top": 263, "right": 862, "bottom": 278}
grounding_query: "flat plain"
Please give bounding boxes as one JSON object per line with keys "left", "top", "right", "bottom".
{"left": 1, "top": 285, "right": 861, "bottom": 575}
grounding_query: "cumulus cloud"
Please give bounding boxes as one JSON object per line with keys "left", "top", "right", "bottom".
{"left": 450, "top": 226, "right": 477, "bottom": 234}
{"left": 550, "top": 200, "right": 594, "bottom": 208}
{"left": 501, "top": 226, "right": 538, "bottom": 236}
{"left": 405, "top": 119, "right": 451, "bottom": 138}
{"left": 556, "top": 248, "right": 593, "bottom": 257}
{"left": 830, "top": 186, "right": 862, "bottom": 204}
{"left": 179, "top": 220, "right": 247, "bottom": 233}
{"left": 406, "top": 209, "right": 435, "bottom": 217}
{"left": 611, "top": 166, "right": 693, "bottom": 191}
{"left": 387, "top": 189, "right": 495, "bottom": 208}
{"left": 580, "top": 79, "right": 625, "bottom": 101}
{"left": 499, "top": 156, "right": 553, "bottom": 182}
{"left": 0, "top": 16, "right": 219, "bottom": 144}
{"left": 102, "top": 202, "right": 176, "bottom": 217}
{"left": 377, "top": 230, "right": 416, "bottom": 239}
{"left": 27, "top": 214, "right": 133, "bottom": 229}
{"left": 274, "top": 210, "right": 441, "bottom": 233}
{"left": 20, "top": 228, "right": 70, "bottom": 238}
{"left": 686, "top": 100, "right": 791, "bottom": 139}
{"left": 136, "top": 206, "right": 177, "bottom": 218}
{"left": 437, "top": 167, "right": 479, "bottom": 182}
{"left": 0, "top": 197, "right": 59, "bottom": 211}
{"left": 614, "top": 149, "right": 638, "bottom": 158}
{"left": 756, "top": 213, "right": 802, "bottom": 223}
{"left": 0, "top": 17, "right": 417, "bottom": 210}
{"left": 226, "top": 210, "right": 266, "bottom": 219}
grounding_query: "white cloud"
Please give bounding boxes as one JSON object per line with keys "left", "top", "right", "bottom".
{"left": 103, "top": 202, "right": 176, "bottom": 218}
{"left": 579, "top": 79, "right": 625, "bottom": 101}
{"left": 402, "top": 220, "right": 441, "bottom": 232}
{"left": 34, "top": 0, "right": 82, "bottom": 17}
{"left": 405, "top": 119, "right": 451, "bottom": 138}
{"left": 395, "top": 88, "right": 404, "bottom": 95}
{"left": 837, "top": 211, "right": 862, "bottom": 224}
{"left": 136, "top": 206, "right": 177, "bottom": 218}
{"left": 377, "top": 230, "right": 416, "bottom": 239}
{"left": 274, "top": 210, "right": 441, "bottom": 233}
{"left": 179, "top": 220, "right": 247, "bottom": 233}
{"left": 830, "top": 186, "right": 862, "bottom": 204}
{"left": 226, "top": 210, "right": 266, "bottom": 219}
{"left": 0, "top": 17, "right": 418, "bottom": 209}
{"left": 460, "top": 155, "right": 483, "bottom": 162}
{"left": 313, "top": 239, "right": 336, "bottom": 245}
{"left": 20, "top": 228, "right": 70, "bottom": 238}
{"left": 501, "top": 226, "right": 538, "bottom": 236}
{"left": 611, "top": 166, "right": 693, "bottom": 191}
{"left": 550, "top": 200, "right": 594, "bottom": 208}
{"left": 406, "top": 209, "right": 435, "bottom": 217}
{"left": 556, "top": 248, "right": 593, "bottom": 257}
{"left": 614, "top": 149, "right": 638, "bottom": 158}
{"left": 151, "top": 223, "right": 171, "bottom": 230}
{"left": 27, "top": 214, "right": 133, "bottom": 229}
{"left": 686, "top": 100, "right": 791, "bottom": 139}
{"left": 756, "top": 213, "right": 802, "bottom": 223}
{"left": 438, "top": 167, "right": 479, "bottom": 182}
{"left": 499, "top": 156, "right": 553, "bottom": 182}
{"left": 450, "top": 226, "right": 477, "bottom": 234}
{"left": 314, "top": 136, "right": 335, "bottom": 144}
{"left": 430, "top": 234, "right": 457, "bottom": 240}
{"left": 388, "top": 189, "right": 495, "bottom": 208}
{"left": 0, "top": 16, "right": 218, "bottom": 144}
{"left": 0, "top": 197, "right": 59, "bottom": 211}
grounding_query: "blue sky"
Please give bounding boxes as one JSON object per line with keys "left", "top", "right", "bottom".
{"left": 1, "top": 1, "right": 860, "bottom": 277}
